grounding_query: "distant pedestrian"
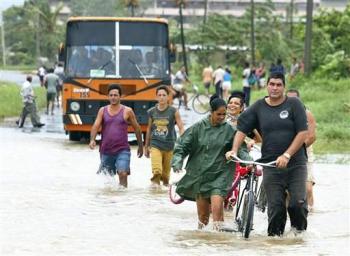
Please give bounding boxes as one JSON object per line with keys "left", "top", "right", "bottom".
{"left": 16, "top": 75, "right": 45, "bottom": 128}
{"left": 212, "top": 65, "right": 225, "bottom": 98}
{"left": 222, "top": 67, "right": 232, "bottom": 101}
{"left": 144, "top": 86, "right": 184, "bottom": 187}
{"left": 242, "top": 62, "right": 251, "bottom": 107}
{"left": 256, "top": 62, "right": 266, "bottom": 89}
{"left": 37, "top": 66, "right": 46, "bottom": 87}
{"left": 270, "top": 58, "right": 285, "bottom": 75}
{"left": 173, "top": 66, "right": 191, "bottom": 110}
{"left": 289, "top": 57, "right": 300, "bottom": 80}
{"left": 202, "top": 65, "right": 213, "bottom": 95}
{"left": 44, "top": 68, "right": 59, "bottom": 115}
{"left": 54, "top": 62, "right": 65, "bottom": 107}
{"left": 89, "top": 84, "right": 143, "bottom": 188}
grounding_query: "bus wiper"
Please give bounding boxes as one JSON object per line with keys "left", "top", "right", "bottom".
{"left": 128, "top": 58, "right": 149, "bottom": 85}
{"left": 86, "top": 59, "right": 113, "bottom": 85}
{"left": 99, "top": 59, "right": 112, "bottom": 70}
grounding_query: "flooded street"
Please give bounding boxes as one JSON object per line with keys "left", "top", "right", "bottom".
{"left": 0, "top": 110, "right": 349, "bottom": 255}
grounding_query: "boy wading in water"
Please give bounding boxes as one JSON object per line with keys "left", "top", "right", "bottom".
{"left": 145, "top": 86, "right": 184, "bottom": 186}
{"left": 89, "top": 84, "right": 143, "bottom": 188}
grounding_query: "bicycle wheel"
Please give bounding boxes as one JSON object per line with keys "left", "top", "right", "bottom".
{"left": 240, "top": 190, "right": 255, "bottom": 238}
{"left": 169, "top": 183, "right": 185, "bottom": 204}
{"left": 192, "top": 94, "right": 210, "bottom": 114}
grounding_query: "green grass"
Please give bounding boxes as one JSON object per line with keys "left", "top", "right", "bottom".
{"left": 0, "top": 80, "right": 46, "bottom": 119}
{"left": 0, "top": 65, "right": 36, "bottom": 72}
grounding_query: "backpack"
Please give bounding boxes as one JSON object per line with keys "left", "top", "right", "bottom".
{"left": 248, "top": 73, "right": 256, "bottom": 86}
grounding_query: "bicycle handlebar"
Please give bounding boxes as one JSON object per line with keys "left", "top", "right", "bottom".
{"left": 229, "top": 155, "right": 277, "bottom": 168}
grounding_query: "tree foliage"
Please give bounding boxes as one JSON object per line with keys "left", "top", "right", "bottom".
{"left": 294, "top": 4, "right": 350, "bottom": 77}
{"left": 1, "top": 0, "right": 349, "bottom": 78}
{"left": 3, "top": 0, "right": 65, "bottom": 65}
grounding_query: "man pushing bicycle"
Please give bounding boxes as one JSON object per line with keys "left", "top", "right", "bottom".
{"left": 226, "top": 72, "right": 309, "bottom": 236}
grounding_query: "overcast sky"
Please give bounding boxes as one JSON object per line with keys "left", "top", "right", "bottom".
{"left": 0, "top": 0, "right": 24, "bottom": 23}
{"left": 0, "top": 0, "right": 25, "bottom": 11}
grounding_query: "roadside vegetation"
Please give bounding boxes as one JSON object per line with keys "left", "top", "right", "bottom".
{"left": 0, "top": 65, "right": 36, "bottom": 72}
{"left": 0, "top": 81, "right": 46, "bottom": 119}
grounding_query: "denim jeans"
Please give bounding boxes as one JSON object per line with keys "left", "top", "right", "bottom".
{"left": 263, "top": 165, "right": 308, "bottom": 236}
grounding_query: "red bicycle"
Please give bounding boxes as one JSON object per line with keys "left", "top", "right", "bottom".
{"left": 169, "top": 156, "right": 276, "bottom": 239}
{"left": 226, "top": 156, "right": 276, "bottom": 238}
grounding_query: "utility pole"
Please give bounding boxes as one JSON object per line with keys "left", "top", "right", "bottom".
{"left": 178, "top": 0, "right": 189, "bottom": 75}
{"left": 35, "top": 12, "right": 40, "bottom": 66}
{"left": 290, "top": 0, "right": 294, "bottom": 39}
{"left": 304, "top": 0, "right": 313, "bottom": 76}
{"left": 203, "top": 0, "right": 208, "bottom": 25}
{"left": 250, "top": 0, "right": 255, "bottom": 67}
{"left": 0, "top": 10, "right": 6, "bottom": 66}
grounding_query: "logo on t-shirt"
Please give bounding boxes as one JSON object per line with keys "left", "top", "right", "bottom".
{"left": 279, "top": 110, "right": 289, "bottom": 119}
{"left": 153, "top": 118, "right": 169, "bottom": 137}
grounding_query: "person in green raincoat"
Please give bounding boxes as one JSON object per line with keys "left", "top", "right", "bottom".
{"left": 171, "top": 95, "right": 251, "bottom": 230}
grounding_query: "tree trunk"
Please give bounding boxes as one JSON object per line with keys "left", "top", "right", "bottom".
{"left": 304, "top": 0, "right": 313, "bottom": 76}
{"left": 203, "top": 0, "right": 208, "bottom": 25}
{"left": 131, "top": 5, "right": 135, "bottom": 17}
{"left": 35, "top": 13, "right": 40, "bottom": 65}
{"left": 250, "top": 0, "right": 255, "bottom": 67}
{"left": 179, "top": 3, "right": 189, "bottom": 75}
{"left": 290, "top": 0, "right": 294, "bottom": 39}
{"left": 0, "top": 16, "right": 6, "bottom": 66}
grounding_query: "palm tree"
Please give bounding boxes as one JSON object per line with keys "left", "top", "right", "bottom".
{"left": 125, "top": 0, "right": 139, "bottom": 17}
{"left": 290, "top": 0, "right": 294, "bottom": 39}
{"left": 304, "top": 0, "right": 313, "bottom": 76}
{"left": 28, "top": 0, "right": 64, "bottom": 62}
{"left": 176, "top": 0, "right": 189, "bottom": 75}
{"left": 250, "top": 0, "right": 255, "bottom": 67}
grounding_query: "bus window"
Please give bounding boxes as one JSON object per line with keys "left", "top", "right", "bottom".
{"left": 65, "top": 21, "right": 169, "bottom": 79}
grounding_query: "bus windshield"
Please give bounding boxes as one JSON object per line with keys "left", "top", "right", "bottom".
{"left": 65, "top": 21, "right": 170, "bottom": 79}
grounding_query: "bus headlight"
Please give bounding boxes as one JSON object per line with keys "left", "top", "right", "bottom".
{"left": 70, "top": 101, "right": 80, "bottom": 112}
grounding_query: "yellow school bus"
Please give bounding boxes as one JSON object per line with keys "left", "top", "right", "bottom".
{"left": 59, "top": 17, "right": 174, "bottom": 141}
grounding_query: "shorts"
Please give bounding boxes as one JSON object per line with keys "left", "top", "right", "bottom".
{"left": 222, "top": 81, "right": 232, "bottom": 90}
{"left": 204, "top": 82, "right": 211, "bottom": 89}
{"left": 47, "top": 92, "right": 56, "bottom": 102}
{"left": 56, "top": 84, "right": 63, "bottom": 93}
{"left": 173, "top": 83, "right": 183, "bottom": 92}
{"left": 258, "top": 78, "right": 265, "bottom": 87}
{"left": 98, "top": 150, "right": 131, "bottom": 176}
{"left": 196, "top": 189, "right": 225, "bottom": 201}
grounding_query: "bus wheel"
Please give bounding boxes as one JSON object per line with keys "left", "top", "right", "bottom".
{"left": 69, "top": 131, "right": 81, "bottom": 141}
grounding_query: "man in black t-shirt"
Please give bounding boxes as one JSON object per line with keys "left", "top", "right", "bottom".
{"left": 226, "top": 72, "right": 308, "bottom": 236}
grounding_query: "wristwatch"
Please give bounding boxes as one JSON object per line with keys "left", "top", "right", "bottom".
{"left": 283, "top": 152, "right": 291, "bottom": 160}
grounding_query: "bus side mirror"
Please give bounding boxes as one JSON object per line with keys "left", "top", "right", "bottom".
{"left": 58, "top": 43, "right": 65, "bottom": 62}
{"left": 169, "top": 43, "right": 176, "bottom": 63}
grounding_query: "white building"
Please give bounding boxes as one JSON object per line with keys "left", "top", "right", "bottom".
{"left": 144, "top": 0, "right": 347, "bottom": 20}
{"left": 46, "top": 0, "right": 348, "bottom": 24}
